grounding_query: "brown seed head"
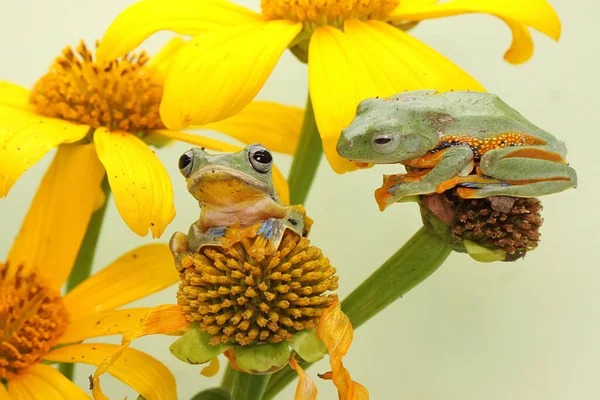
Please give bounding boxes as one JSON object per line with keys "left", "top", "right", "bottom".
{"left": 177, "top": 229, "right": 339, "bottom": 346}
{"left": 0, "top": 263, "right": 69, "bottom": 379}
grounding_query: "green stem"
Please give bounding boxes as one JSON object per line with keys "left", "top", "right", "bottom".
{"left": 58, "top": 176, "right": 111, "bottom": 380}
{"left": 263, "top": 227, "right": 452, "bottom": 399}
{"left": 221, "top": 363, "right": 237, "bottom": 393}
{"left": 230, "top": 372, "right": 271, "bottom": 400}
{"left": 287, "top": 94, "right": 323, "bottom": 205}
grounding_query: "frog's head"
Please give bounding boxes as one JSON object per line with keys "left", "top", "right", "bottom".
{"left": 178, "top": 144, "right": 279, "bottom": 207}
{"left": 336, "top": 91, "right": 446, "bottom": 164}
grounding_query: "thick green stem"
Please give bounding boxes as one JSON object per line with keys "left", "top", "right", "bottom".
{"left": 287, "top": 94, "right": 322, "bottom": 205}
{"left": 221, "top": 363, "right": 237, "bottom": 392}
{"left": 230, "top": 372, "right": 271, "bottom": 400}
{"left": 58, "top": 176, "right": 111, "bottom": 380}
{"left": 263, "top": 227, "right": 452, "bottom": 399}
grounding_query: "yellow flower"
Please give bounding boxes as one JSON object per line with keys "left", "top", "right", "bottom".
{"left": 0, "top": 39, "right": 303, "bottom": 237}
{"left": 96, "top": 0, "right": 560, "bottom": 173}
{"left": 91, "top": 222, "right": 364, "bottom": 399}
{"left": 0, "top": 144, "right": 181, "bottom": 399}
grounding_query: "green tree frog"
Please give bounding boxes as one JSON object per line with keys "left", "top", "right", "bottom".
{"left": 169, "top": 144, "right": 310, "bottom": 261}
{"left": 336, "top": 90, "right": 577, "bottom": 211}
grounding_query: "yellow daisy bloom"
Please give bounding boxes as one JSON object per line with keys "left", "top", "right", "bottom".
{"left": 0, "top": 39, "right": 303, "bottom": 237}
{"left": 0, "top": 144, "right": 180, "bottom": 399}
{"left": 96, "top": 0, "right": 561, "bottom": 173}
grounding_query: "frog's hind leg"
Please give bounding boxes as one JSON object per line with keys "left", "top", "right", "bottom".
{"left": 457, "top": 145, "right": 577, "bottom": 198}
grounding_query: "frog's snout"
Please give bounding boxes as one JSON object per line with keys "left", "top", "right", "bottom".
{"left": 336, "top": 133, "right": 354, "bottom": 158}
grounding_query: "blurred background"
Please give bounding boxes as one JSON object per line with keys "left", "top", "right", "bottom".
{"left": 1, "top": 0, "right": 598, "bottom": 399}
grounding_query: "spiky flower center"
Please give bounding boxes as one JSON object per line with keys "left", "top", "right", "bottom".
{"left": 177, "top": 229, "right": 339, "bottom": 346}
{"left": 0, "top": 263, "right": 69, "bottom": 379}
{"left": 261, "top": 0, "right": 399, "bottom": 24}
{"left": 29, "top": 41, "right": 165, "bottom": 133}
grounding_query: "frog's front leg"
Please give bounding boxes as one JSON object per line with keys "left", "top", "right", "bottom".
{"left": 456, "top": 145, "right": 577, "bottom": 198}
{"left": 169, "top": 231, "right": 189, "bottom": 268}
{"left": 375, "top": 146, "right": 474, "bottom": 210}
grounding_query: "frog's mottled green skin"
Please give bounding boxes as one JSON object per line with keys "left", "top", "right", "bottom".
{"left": 336, "top": 90, "right": 577, "bottom": 210}
{"left": 169, "top": 144, "right": 307, "bottom": 258}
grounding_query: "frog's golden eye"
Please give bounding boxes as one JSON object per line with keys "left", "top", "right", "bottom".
{"left": 248, "top": 145, "right": 273, "bottom": 174}
{"left": 179, "top": 150, "right": 194, "bottom": 177}
{"left": 372, "top": 133, "right": 400, "bottom": 155}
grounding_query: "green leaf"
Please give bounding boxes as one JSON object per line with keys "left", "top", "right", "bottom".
{"left": 463, "top": 240, "right": 506, "bottom": 263}
{"left": 190, "top": 388, "right": 231, "bottom": 400}
{"left": 289, "top": 329, "right": 326, "bottom": 363}
{"left": 234, "top": 342, "right": 290, "bottom": 374}
{"left": 169, "top": 327, "right": 231, "bottom": 365}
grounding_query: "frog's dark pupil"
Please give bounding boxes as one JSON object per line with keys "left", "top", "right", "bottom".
{"left": 179, "top": 153, "right": 192, "bottom": 170}
{"left": 374, "top": 137, "right": 392, "bottom": 145}
{"left": 253, "top": 150, "right": 272, "bottom": 164}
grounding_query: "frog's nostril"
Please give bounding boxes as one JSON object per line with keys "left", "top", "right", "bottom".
{"left": 347, "top": 140, "right": 354, "bottom": 148}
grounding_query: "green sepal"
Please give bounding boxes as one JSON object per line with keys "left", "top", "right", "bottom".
{"left": 190, "top": 388, "right": 231, "bottom": 400}
{"left": 234, "top": 342, "right": 291, "bottom": 374}
{"left": 169, "top": 326, "right": 231, "bottom": 365}
{"left": 289, "top": 329, "right": 327, "bottom": 363}
{"left": 463, "top": 240, "right": 507, "bottom": 263}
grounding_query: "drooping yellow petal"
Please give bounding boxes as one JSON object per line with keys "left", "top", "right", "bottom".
{"left": 201, "top": 357, "right": 221, "bottom": 377}
{"left": 389, "top": 0, "right": 560, "bottom": 64}
{"left": 503, "top": 20, "right": 534, "bottom": 65}
{"left": 308, "top": 23, "right": 483, "bottom": 173}
{"left": 64, "top": 244, "right": 178, "bottom": 317}
{"left": 96, "top": 0, "right": 261, "bottom": 64}
{"left": 200, "top": 101, "right": 305, "bottom": 155}
{"left": 0, "top": 81, "right": 34, "bottom": 111}
{"left": 146, "top": 37, "right": 187, "bottom": 83}
{"left": 94, "top": 127, "right": 175, "bottom": 237}
{"left": 43, "top": 343, "right": 177, "bottom": 400}
{"left": 7, "top": 144, "right": 104, "bottom": 289}
{"left": 59, "top": 308, "right": 154, "bottom": 344}
{"left": 0, "top": 107, "right": 90, "bottom": 196}
{"left": 7, "top": 364, "right": 89, "bottom": 400}
{"left": 160, "top": 20, "right": 302, "bottom": 129}
{"left": 0, "top": 382, "right": 8, "bottom": 400}
{"left": 317, "top": 301, "right": 368, "bottom": 400}
{"left": 272, "top": 164, "right": 290, "bottom": 206}
{"left": 153, "top": 129, "right": 242, "bottom": 152}
{"left": 289, "top": 357, "right": 318, "bottom": 400}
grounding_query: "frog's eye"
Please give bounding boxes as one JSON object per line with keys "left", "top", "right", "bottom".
{"left": 178, "top": 150, "right": 194, "bottom": 177}
{"left": 248, "top": 145, "right": 273, "bottom": 174}
{"left": 372, "top": 133, "right": 400, "bottom": 154}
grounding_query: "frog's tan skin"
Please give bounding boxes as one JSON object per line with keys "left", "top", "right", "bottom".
{"left": 336, "top": 90, "right": 578, "bottom": 210}
{"left": 169, "top": 144, "right": 308, "bottom": 259}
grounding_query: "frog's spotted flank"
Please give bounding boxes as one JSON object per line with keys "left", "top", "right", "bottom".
{"left": 429, "top": 133, "right": 547, "bottom": 159}
{"left": 176, "top": 229, "right": 338, "bottom": 346}
{"left": 30, "top": 40, "right": 165, "bottom": 133}
{"left": 0, "top": 263, "right": 69, "bottom": 379}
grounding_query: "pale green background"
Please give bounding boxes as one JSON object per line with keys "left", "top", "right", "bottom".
{"left": 1, "top": 0, "right": 598, "bottom": 399}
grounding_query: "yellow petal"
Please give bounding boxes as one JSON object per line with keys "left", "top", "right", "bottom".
{"left": 160, "top": 20, "right": 302, "bottom": 129}
{"left": 7, "top": 144, "right": 104, "bottom": 289}
{"left": 59, "top": 307, "right": 154, "bottom": 344}
{"left": 96, "top": 0, "right": 260, "bottom": 64}
{"left": 146, "top": 37, "right": 187, "bottom": 83}
{"left": 200, "top": 101, "right": 305, "bottom": 155}
{"left": 308, "top": 22, "right": 484, "bottom": 173}
{"left": 317, "top": 301, "right": 368, "bottom": 400}
{"left": 94, "top": 128, "right": 175, "bottom": 237}
{"left": 153, "top": 129, "right": 243, "bottom": 152}
{"left": 289, "top": 357, "right": 318, "bottom": 400}
{"left": 0, "top": 382, "right": 8, "bottom": 400}
{"left": 7, "top": 364, "right": 89, "bottom": 400}
{"left": 503, "top": 20, "right": 534, "bottom": 65}
{"left": 272, "top": 164, "right": 290, "bottom": 206}
{"left": 0, "top": 81, "right": 34, "bottom": 112}
{"left": 43, "top": 343, "right": 176, "bottom": 400}
{"left": 0, "top": 107, "right": 90, "bottom": 196}
{"left": 201, "top": 357, "right": 221, "bottom": 377}
{"left": 64, "top": 244, "right": 178, "bottom": 317}
{"left": 390, "top": 0, "right": 560, "bottom": 63}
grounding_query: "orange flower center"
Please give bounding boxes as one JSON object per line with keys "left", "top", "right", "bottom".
{"left": 0, "top": 263, "right": 69, "bottom": 379}
{"left": 261, "top": 0, "right": 399, "bottom": 24}
{"left": 177, "top": 228, "right": 339, "bottom": 346}
{"left": 29, "top": 41, "right": 166, "bottom": 133}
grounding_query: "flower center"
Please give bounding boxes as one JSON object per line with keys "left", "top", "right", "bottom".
{"left": 0, "top": 263, "right": 69, "bottom": 379}
{"left": 177, "top": 229, "right": 339, "bottom": 346}
{"left": 29, "top": 41, "right": 166, "bottom": 133}
{"left": 261, "top": 0, "right": 399, "bottom": 24}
